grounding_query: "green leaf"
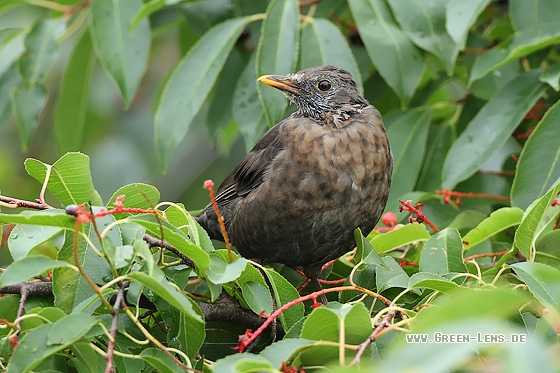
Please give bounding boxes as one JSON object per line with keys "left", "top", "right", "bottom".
{"left": 408, "top": 272, "right": 460, "bottom": 294}
{"left": 385, "top": 108, "right": 432, "bottom": 212}
{"left": 232, "top": 52, "right": 269, "bottom": 150}
{"left": 388, "top": 0, "right": 459, "bottom": 74}
{"left": 376, "top": 256, "right": 410, "bottom": 292}
{"left": 300, "top": 18, "right": 362, "bottom": 92}
{"left": 213, "top": 354, "right": 274, "bottom": 373}
{"left": 509, "top": 0, "right": 560, "bottom": 31}
{"left": 300, "top": 303, "right": 373, "bottom": 365}
{"left": 131, "top": 0, "right": 183, "bottom": 30}
{"left": 107, "top": 183, "right": 161, "bottom": 218}
{"left": 8, "top": 224, "right": 62, "bottom": 261}
{"left": 8, "top": 314, "right": 97, "bottom": 373}
{"left": 0, "top": 28, "right": 26, "bottom": 79}
{"left": 89, "top": 0, "right": 150, "bottom": 106}
{"left": 0, "top": 64, "right": 21, "bottom": 126}
{"left": 260, "top": 338, "right": 315, "bottom": 368}
{"left": 446, "top": 0, "right": 491, "bottom": 48}
{"left": 24, "top": 152, "right": 103, "bottom": 206}
{"left": 18, "top": 18, "right": 65, "bottom": 84}
{"left": 514, "top": 178, "right": 560, "bottom": 259}
{"left": 10, "top": 84, "right": 46, "bottom": 150}
{"left": 0, "top": 209, "right": 74, "bottom": 229}
{"left": 510, "top": 262, "right": 560, "bottom": 313}
{"left": 256, "top": 0, "right": 299, "bottom": 127}
{"left": 442, "top": 70, "right": 545, "bottom": 189}
{"left": 127, "top": 214, "right": 210, "bottom": 274}
{"left": 262, "top": 268, "right": 304, "bottom": 331}
{"left": 154, "top": 16, "right": 252, "bottom": 170}
{"left": 139, "top": 348, "right": 184, "bottom": 373}
{"left": 511, "top": 100, "right": 560, "bottom": 209}
{"left": 177, "top": 304, "right": 206, "bottom": 359}
{"left": 348, "top": 0, "right": 424, "bottom": 105}
{"left": 206, "top": 254, "right": 247, "bottom": 284}
{"left": 0, "top": 255, "right": 71, "bottom": 287}
{"left": 71, "top": 342, "right": 105, "bottom": 373}
{"left": 419, "top": 228, "right": 467, "bottom": 274}
{"left": 126, "top": 270, "right": 203, "bottom": 322}
{"left": 370, "top": 223, "right": 431, "bottom": 253}
{"left": 354, "top": 228, "right": 384, "bottom": 266}
{"left": 54, "top": 30, "right": 95, "bottom": 153}
{"left": 470, "top": 25, "right": 560, "bottom": 83}
{"left": 539, "top": 63, "right": 560, "bottom": 91}
{"left": 53, "top": 216, "right": 117, "bottom": 313}
{"left": 462, "top": 207, "right": 524, "bottom": 251}
{"left": 241, "top": 281, "right": 273, "bottom": 316}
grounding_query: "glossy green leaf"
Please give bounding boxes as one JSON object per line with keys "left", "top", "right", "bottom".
{"left": 0, "top": 209, "right": 74, "bottom": 229}
{"left": 348, "top": 0, "right": 424, "bottom": 104}
{"left": 511, "top": 100, "right": 560, "bottom": 209}
{"left": 446, "top": 0, "right": 491, "bottom": 48}
{"left": 241, "top": 281, "right": 273, "bottom": 316}
{"left": 300, "top": 303, "right": 372, "bottom": 365}
{"left": 54, "top": 30, "right": 95, "bottom": 153}
{"left": 25, "top": 152, "right": 103, "bottom": 206}
{"left": 260, "top": 338, "right": 315, "bottom": 368}
{"left": 462, "top": 207, "right": 524, "bottom": 251}
{"left": 385, "top": 108, "right": 432, "bottom": 212}
{"left": 376, "top": 256, "right": 410, "bottom": 292}
{"left": 509, "top": 0, "right": 560, "bottom": 31}
{"left": 8, "top": 224, "right": 61, "bottom": 261}
{"left": 10, "top": 84, "right": 46, "bottom": 150}
{"left": 300, "top": 18, "right": 362, "bottom": 92}
{"left": 89, "top": 0, "right": 150, "bottom": 106}
{"left": 539, "top": 63, "right": 560, "bottom": 91}
{"left": 206, "top": 254, "right": 247, "bottom": 284}
{"left": 232, "top": 52, "right": 269, "bottom": 150}
{"left": 514, "top": 178, "right": 560, "bottom": 259}
{"left": 53, "top": 217, "right": 117, "bottom": 313}
{"left": 131, "top": 0, "right": 184, "bottom": 30}
{"left": 262, "top": 268, "right": 304, "bottom": 331}
{"left": 71, "top": 342, "right": 105, "bottom": 373}
{"left": 408, "top": 272, "right": 460, "bottom": 293}
{"left": 107, "top": 183, "right": 160, "bottom": 216}
{"left": 0, "top": 255, "right": 71, "bottom": 287}
{"left": 511, "top": 262, "right": 560, "bottom": 313}
{"left": 18, "top": 18, "right": 64, "bottom": 84}
{"left": 139, "top": 348, "right": 184, "bottom": 373}
{"left": 213, "top": 354, "right": 274, "bottom": 373}
{"left": 127, "top": 214, "right": 210, "bottom": 273}
{"left": 0, "top": 63, "right": 20, "bottom": 126}
{"left": 370, "top": 223, "right": 431, "bottom": 253}
{"left": 0, "top": 28, "right": 26, "bottom": 79}
{"left": 470, "top": 25, "right": 560, "bottom": 83}
{"left": 8, "top": 314, "right": 97, "bottom": 373}
{"left": 388, "top": 0, "right": 459, "bottom": 74}
{"left": 354, "top": 228, "right": 384, "bottom": 266}
{"left": 420, "top": 228, "right": 466, "bottom": 274}
{"left": 442, "top": 71, "right": 545, "bottom": 189}
{"left": 154, "top": 16, "right": 252, "bottom": 170}
{"left": 256, "top": 0, "right": 299, "bottom": 127}
{"left": 126, "top": 270, "right": 203, "bottom": 321}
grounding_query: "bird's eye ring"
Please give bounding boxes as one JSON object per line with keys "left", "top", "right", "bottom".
{"left": 317, "top": 79, "right": 332, "bottom": 91}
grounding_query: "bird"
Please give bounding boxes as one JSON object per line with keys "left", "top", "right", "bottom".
{"left": 195, "top": 65, "right": 393, "bottom": 304}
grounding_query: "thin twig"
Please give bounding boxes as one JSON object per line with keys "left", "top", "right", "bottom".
{"left": 105, "top": 283, "right": 126, "bottom": 373}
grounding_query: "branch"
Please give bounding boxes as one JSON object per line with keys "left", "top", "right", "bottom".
{"left": 0, "top": 195, "right": 52, "bottom": 210}
{"left": 143, "top": 234, "right": 196, "bottom": 268}
{"left": 105, "top": 283, "right": 125, "bottom": 373}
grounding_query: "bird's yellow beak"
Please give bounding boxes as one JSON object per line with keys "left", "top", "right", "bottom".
{"left": 257, "top": 74, "right": 299, "bottom": 94}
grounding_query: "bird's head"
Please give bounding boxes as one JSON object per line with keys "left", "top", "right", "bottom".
{"left": 258, "top": 65, "right": 368, "bottom": 121}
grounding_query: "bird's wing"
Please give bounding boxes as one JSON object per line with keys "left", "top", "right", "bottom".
{"left": 214, "top": 120, "right": 286, "bottom": 202}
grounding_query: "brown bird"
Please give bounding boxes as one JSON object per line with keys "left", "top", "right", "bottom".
{"left": 196, "top": 65, "right": 392, "bottom": 304}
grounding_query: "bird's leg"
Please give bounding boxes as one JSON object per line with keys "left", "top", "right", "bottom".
{"left": 311, "top": 276, "right": 329, "bottom": 305}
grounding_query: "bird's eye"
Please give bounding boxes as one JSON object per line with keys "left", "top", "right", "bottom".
{"left": 317, "top": 79, "right": 332, "bottom": 91}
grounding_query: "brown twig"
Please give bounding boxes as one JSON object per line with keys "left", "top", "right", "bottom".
{"left": 0, "top": 195, "right": 52, "bottom": 210}
{"left": 435, "top": 189, "right": 510, "bottom": 206}
{"left": 464, "top": 250, "right": 510, "bottom": 262}
{"left": 203, "top": 180, "right": 233, "bottom": 262}
{"left": 143, "top": 234, "right": 196, "bottom": 268}
{"left": 105, "top": 282, "right": 125, "bottom": 373}
{"left": 399, "top": 200, "right": 439, "bottom": 232}
{"left": 350, "top": 310, "right": 396, "bottom": 365}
